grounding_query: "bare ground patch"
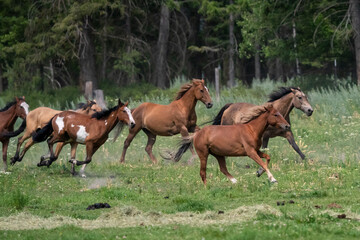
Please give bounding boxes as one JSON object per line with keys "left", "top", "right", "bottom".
{"left": 0, "top": 204, "right": 281, "bottom": 231}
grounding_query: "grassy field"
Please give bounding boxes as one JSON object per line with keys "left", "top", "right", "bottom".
{"left": 1, "top": 80, "right": 360, "bottom": 239}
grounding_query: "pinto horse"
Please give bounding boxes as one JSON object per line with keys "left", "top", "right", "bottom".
{"left": 120, "top": 79, "right": 213, "bottom": 164}
{"left": 4, "top": 100, "right": 102, "bottom": 166}
{"left": 213, "top": 87, "right": 313, "bottom": 159}
{"left": 168, "top": 103, "right": 290, "bottom": 184}
{"left": 32, "top": 100, "right": 135, "bottom": 177}
{"left": 0, "top": 97, "right": 29, "bottom": 172}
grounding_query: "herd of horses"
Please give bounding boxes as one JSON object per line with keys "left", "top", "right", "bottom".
{"left": 0, "top": 79, "right": 313, "bottom": 184}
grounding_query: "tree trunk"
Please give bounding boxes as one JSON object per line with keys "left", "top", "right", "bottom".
{"left": 101, "top": 14, "right": 108, "bottom": 83}
{"left": 0, "top": 67, "right": 3, "bottom": 93}
{"left": 79, "top": 17, "right": 98, "bottom": 90}
{"left": 151, "top": 4, "right": 170, "bottom": 88}
{"left": 255, "top": 43, "right": 261, "bottom": 79}
{"left": 350, "top": 0, "right": 360, "bottom": 85}
{"left": 227, "top": 0, "right": 235, "bottom": 87}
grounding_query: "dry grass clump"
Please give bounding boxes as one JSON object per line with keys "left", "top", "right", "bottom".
{"left": 0, "top": 204, "right": 281, "bottom": 230}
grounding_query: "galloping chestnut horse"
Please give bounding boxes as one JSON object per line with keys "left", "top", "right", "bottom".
{"left": 120, "top": 79, "right": 213, "bottom": 164}
{"left": 0, "top": 97, "right": 29, "bottom": 172}
{"left": 32, "top": 100, "right": 135, "bottom": 177}
{"left": 168, "top": 103, "right": 290, "bottom": 184}
{"left": 213, "top": 87, "right": 313, "bottom": 159}
{"left": 5, "top": 100, "right": 102, "bottom": 166}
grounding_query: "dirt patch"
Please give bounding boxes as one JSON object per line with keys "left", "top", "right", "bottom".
{"left": 0, "top": 204, "right": 281, "bottom": 231}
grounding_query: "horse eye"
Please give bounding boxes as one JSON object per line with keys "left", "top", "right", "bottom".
{"left": 200, "top": 89, "right": 204, "bottom": 93}
{"left": 298, "top": 96, "right": 302, "bottom": 100}
{"left": 275, "top": 114, "right": 279, "bottom": 117}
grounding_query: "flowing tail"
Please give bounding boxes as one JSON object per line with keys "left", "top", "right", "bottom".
{"left": 162, "top": 135, "right": 195, "bottom": 162}
{"left": 1, "top": 119, "right": 26, "bottom": 138}
{"left": 212, "top": 103, "right": 233, "bottom": 125}
{"left": 32, "top": 117, "right": 55, "bottom": 142}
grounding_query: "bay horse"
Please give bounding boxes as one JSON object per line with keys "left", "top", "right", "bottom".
{"left": 167, "top": 103, "right": 290, "bottom": 185}
{"left": 0, "top": 97, "right": 29, "bottom": 172}
{"left": 120, "top": 79, "right": 213, "bottom": 164}
{"left": 32, "top": 100, "right": 135, "bottom": 177}
{"left": 213, "top": 87, "right": 313, "bottom": 160}
{"left": 4, "top": 100, "right": 102, "bottom": 166}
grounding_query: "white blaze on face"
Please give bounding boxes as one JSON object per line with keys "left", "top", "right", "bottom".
{"left": 124, "top": 107, "right": 135, "bottom": 125}
{"left": 76, "top": 125, "right": 89, "bottom": 143}
{"left": 55, "top": 117, "right": 65, "bottom": 133}
{"left": 204, "top": 86, "right": 209, "bottom": 93}
{"left": 71, "top": 124, "right": 75, "bottom": 127}
{"left": 20, "top": 102, "right": 29, "bottom": 115}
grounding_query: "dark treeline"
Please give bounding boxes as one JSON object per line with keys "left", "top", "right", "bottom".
{"left": 1, "top": 0, "right": 360, "bottom": 94}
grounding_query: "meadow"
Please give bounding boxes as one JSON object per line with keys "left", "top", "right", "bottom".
{"left": 0, "top": 79, "right": 360, "bottom": 239}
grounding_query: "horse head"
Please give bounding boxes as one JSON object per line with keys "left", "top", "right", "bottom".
{"left": 15, "top": 96, "right": 29, "bottom": 119}
{"left": 291, "top": 88, "right": 313, "bottom": 116}
{"left": 117, "top": 100, "right": 136, "bottom": 129}
{"left": 193, "top": 79, "right": 213, "bottom": 109}
{"left": 264, "top": 103, "right": 290, "bottom": 130}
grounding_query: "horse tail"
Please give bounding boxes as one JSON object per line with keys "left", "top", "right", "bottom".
{"left": 161, "top": 135, "right": 195, "bottom": 162}
{"left": 212, "top": 103, "right": 233, "bottom": 125}
{"left": 32, "top": 117, "right": 55, "bottom": 142}
{"left": 1, "top": 119, "right": 27, "bottom": 138}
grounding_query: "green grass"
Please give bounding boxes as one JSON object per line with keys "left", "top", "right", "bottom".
{"left": 0, "top": 78, "right": 360, "bottom": 239}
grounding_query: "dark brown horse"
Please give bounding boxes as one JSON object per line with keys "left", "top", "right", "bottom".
{"left": 120, "top": 79, "right": 213, "bottom": 164}
{"left": 168, "top": 103, "right": 290, "bottom": 185}
{"left": 0, "top": 97, "right": 29, "bottom": 172}
{"left": 213, "top": 87, "right": 313, "bottom": 159}
{"left": 32, "top": 100, "right": 135, "bottom": 177}
{"left": 4, "top": 100, "right": 102, "bottom": 166}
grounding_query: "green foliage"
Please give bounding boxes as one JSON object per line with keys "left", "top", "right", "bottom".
{"left": 9, "top": 190, "right": 29, "bottom": 210}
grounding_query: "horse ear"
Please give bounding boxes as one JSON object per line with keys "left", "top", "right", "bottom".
{"left": 15, "top": 96, "right": 19, "bottom": 101}
{"left": 124, "top": 101, "right": 129, "bottom": 107}
{"left": 201, "top": 79, "right": 205, "bottom": 84}
{"left": 264, "top": 103, "right": 273, "bottom": 111}
{"left": 22, "top": 96, "right": 25, "bottom": 100}
{"left": 118, "top": 99, "right": 124, "bottom": 107}
{"left": 93, "top": 99, "right": 97, "bottom": 103}
{"left": 290, "top": 88, "right": 298, "bottom": 93}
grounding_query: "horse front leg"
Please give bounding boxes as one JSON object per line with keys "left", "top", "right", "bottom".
{"left": 246, "top": 148, "right": 277, "bottom": 183}
{"left": 256, "top": 151, "right": 271, "bottom": 177}
{"left": 70, "top": 142, "right": 100, "bottom": 178}
{"left": 2, "top": 140, "right": 9, "bottom": 172}
{"left": 284, "top": 130, "right": 306, "bottom": 160}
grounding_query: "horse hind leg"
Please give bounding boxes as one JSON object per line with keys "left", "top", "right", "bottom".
{"left": 214, "top": 155, "right": 237, "bottom": 184}
{"left": 2, "top": 140, "right": 9, "bottom": 172}
{"left": 143, "top": 129, "right": 158, "bottom": 164}
{"left": 120, "top": 124, "right": 142, "bottom": 163}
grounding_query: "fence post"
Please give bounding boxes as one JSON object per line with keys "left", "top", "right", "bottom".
{"left": 94, "top": 89, "right": 107, "bottom": 109}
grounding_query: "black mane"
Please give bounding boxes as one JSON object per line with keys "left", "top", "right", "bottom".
{"left": 268, "top": 87, "right": 300, "bottom": 102}
{"left": 0, "top": 97, "right": 24, "bottom": 112}
{"left": 91, "top": 105, "right": 118, "bottom": 119}
{"left": 77, "top": 100, "right": 95, "bottom": 110}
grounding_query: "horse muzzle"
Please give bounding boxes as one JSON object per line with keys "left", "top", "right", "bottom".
{"left": 206, "top": 102, "right": 213, "bottom": 109}
{"left": 130, "top": 122, "right": 136, "bottom": 129}
{"left": 303, "top": 107, "right": 313, "bottom": 116}
{"left": 280, "top": 123, "right": 291, "bottom": 130}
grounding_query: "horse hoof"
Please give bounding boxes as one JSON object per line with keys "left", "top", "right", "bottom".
{"left": 81, "top": 174, "right": 86, "bottom": 178}
{"left": 37, "top": 163, "right": 42, "bottom": 167}
{"left": 40, "top": 156, "right": 46, "bottom": 161}
{"left": 270, "top": 179, "right": 278, "bottom": 184}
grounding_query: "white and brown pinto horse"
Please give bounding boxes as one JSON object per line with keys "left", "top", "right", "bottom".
{"left": 0, "top": 97, "right": 29, "bottom": 172}
{"left": 32, "top": 100, "right": 135, "bottom": 177}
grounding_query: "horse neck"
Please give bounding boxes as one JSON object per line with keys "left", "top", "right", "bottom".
{"left": 247, "top": 112, "right": 270, "bottom": 137}
{"left": 272, "top": 93, "right": 294, "bottom": 118}
{"left": 101, "top": 109, "right": 119, "bottom": 133}
{"left": 0, "top": 105, "right": 18, "bottom": 129}
{"left": 175, "top": 87, "right": 197, "bottom": 116}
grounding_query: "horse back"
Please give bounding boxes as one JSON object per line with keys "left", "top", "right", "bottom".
{"left": 222, "top": 102, "right": 256, "bottom": 125}
{"left": 29, "top": 107, "right": 62, "bottom": 129}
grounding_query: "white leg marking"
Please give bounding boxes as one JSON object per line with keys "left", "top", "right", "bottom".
{"left": 124, "top": 107, "right": 135, "bottom": 126}
{"left": 76, "top": 125, "right": 89, "bottom": 143}
{"left": 104, "top": 120, "right": 107, "bottom": 126}
{"left": 80, "top": 164, "right": 87, "bottom": 178}
{"left": 230, "top": 178, "right": 238, "bottom": 184}
{"left": 55, "top": 117, "right": 65, "bottom": 133}
{"left": 20, "top": 102, "right": 29, "bottom": 115}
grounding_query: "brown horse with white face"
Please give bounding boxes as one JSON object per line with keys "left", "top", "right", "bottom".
{"left": 120, "top": 79, "right": 213, "bottom": 164}
{"left": 0, "top": 97, "right": 29, "bottom": 172}
{"left": 32, "top": 100, "right": 135, "bottom": 177}
{"left": 4, "top": 100, "right": 102, "bottom": 166}
{"left": 213, "top": 87, "right": 313, "bottom": 159}
{"left": 168, "top": 103, "right": 290, "bottom": 185}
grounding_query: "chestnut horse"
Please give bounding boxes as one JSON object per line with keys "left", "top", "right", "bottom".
{"left": 120, "top": 79, "right": 213, "bottom": 164}
{"left": 0, "top": 97, "right": 29, "bottom": 172}
{"left": 32, "top": 100, "right": 135, "bottom": 177}
{"left": 5, "top": 100, "right": 102, "bottom": 166}
{"left": 213, "top": 87, "right": 313, "bottom": 159}
{"left": 168, "top": 103, "right": 290, "bottom": 184}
